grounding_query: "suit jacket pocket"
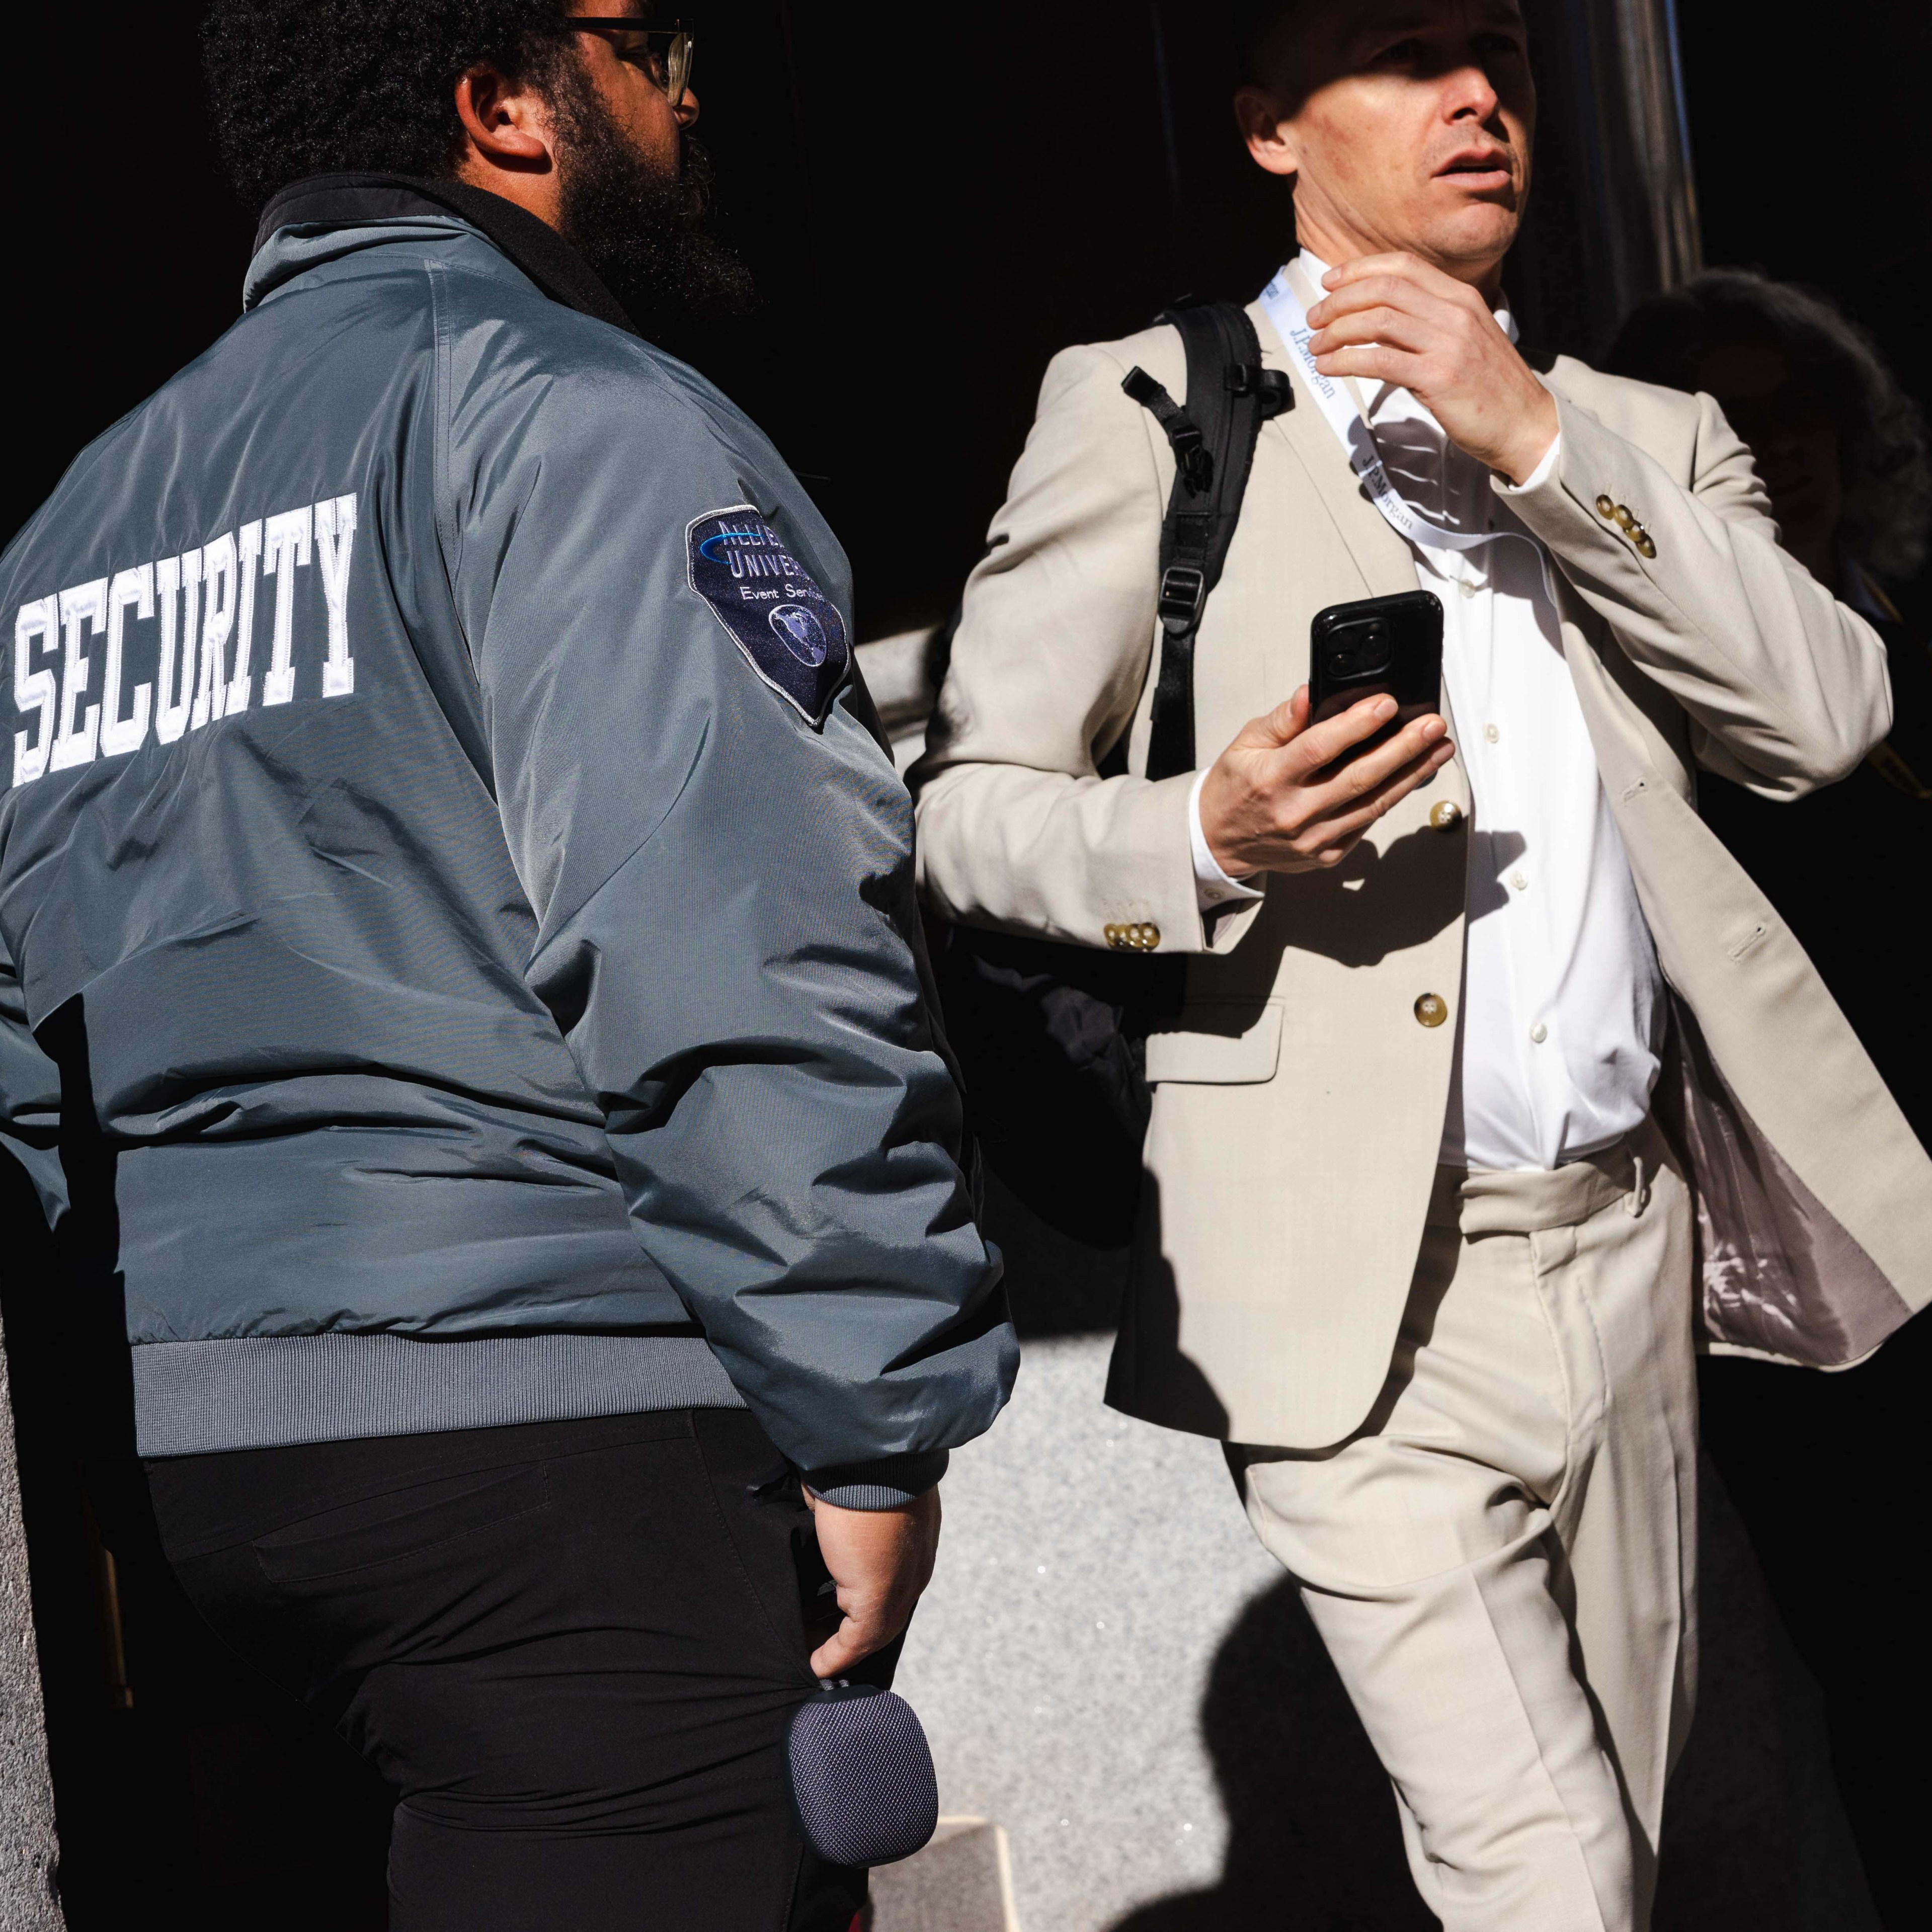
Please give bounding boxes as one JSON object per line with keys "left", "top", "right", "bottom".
{"left": 253, "top": 1465, "right": 552, "bottom": 1584}
{"left": 1144, "top": 1002, "right": 1282, "bottom": 1085}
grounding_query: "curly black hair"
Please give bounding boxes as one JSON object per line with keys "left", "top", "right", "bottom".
{"left": 1609, "top": 269, "right": 1932, "bottom": 585}
{"left": 201, "top": 0, "right": 575, "bottom": 211}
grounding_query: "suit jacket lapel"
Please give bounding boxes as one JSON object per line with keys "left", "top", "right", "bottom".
{"left": 1249, "top": 298, "right": 1417, "bottom": 600}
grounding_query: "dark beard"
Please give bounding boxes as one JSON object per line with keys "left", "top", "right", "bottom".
{"left": 550, "top": 73, "right": 756, "bottom": 336}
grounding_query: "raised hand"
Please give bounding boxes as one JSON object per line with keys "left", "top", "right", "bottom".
{"left": 1305, "top": 251, "right": 1559, "bottom": 485}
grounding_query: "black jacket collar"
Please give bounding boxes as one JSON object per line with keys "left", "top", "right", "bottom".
{"left": 254, "top": 173, "right": 639, "bottom": 338}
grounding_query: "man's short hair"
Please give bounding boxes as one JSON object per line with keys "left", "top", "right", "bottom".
{"left": 1233, "top": 0, "right": 1321, "bottom": 91}
{"left": 202, "top": 0, "right": 574, "bottom": 211}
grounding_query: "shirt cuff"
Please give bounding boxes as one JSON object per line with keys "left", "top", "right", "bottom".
{"left": 1188, "top": 768, "right": 1264, "bottom": 911}
{"left": 803, "top": 1450, "right": 948, "bottom": 1510}
{"left": 1492, "top": 430, "right": 1563, "bottom": 497}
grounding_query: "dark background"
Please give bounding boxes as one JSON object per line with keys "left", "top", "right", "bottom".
{"left": 13, "top": 4, "right": 1931, "bottom": 632}
{"left": 7, "top": 4, "right": 1931, "bottom": 1923}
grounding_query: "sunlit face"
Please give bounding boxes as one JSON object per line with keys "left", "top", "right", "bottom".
{"left": 1239, "top": 2, "right": 1536, "bottom": 282}
{"left": 1692, "top": 335, "right": 1843, "bottom": 567}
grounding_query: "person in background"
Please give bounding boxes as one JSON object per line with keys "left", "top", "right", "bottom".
{"left": 1611, "top": 270, "right": 1932, "bottom": 1927}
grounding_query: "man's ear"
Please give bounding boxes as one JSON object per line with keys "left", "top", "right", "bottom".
{"left": 454, "top": 63, "right": 557, "bottom": 175}
{"left": 1234, "top": 85, "right": 1301, "bottom": 181}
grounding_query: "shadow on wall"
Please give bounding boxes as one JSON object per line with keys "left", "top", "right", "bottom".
{"left": 1104, "top": 1453, "right": 1877, "bottom": 1932}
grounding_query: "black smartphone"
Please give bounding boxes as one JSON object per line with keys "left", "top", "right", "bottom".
{"left": 1307, "top": 589, "right": 1444, "bottom": 763}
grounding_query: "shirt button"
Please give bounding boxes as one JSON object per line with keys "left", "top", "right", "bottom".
{"left": 1459, "top": 579, "right": 1478, "bottom": 599}
{"left": 1530, "top": 1021, "right": 1549, "bottom": 1044}
{"left": 1484, "top": 723, "right": 1500, "bottom": 744}
{"left": 1429, "top": 800, "right": 1464, "bottom": 832}
{"left": 1414, "top": 993, "right": 1450, "bottom": 1029}
{"left": 1511, "top": 871, "right": 1528, "bottom": 892}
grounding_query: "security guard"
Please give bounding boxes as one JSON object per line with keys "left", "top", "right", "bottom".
{"left": 0, "top": 6, "right": 1013, "bottom": 1927}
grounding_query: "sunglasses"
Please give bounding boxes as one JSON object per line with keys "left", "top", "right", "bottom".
{"left": 568, "top": 17, "right": 695, "bottom": 103}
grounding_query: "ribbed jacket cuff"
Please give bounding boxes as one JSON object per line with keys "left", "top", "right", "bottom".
{"left": 805, "top": 1450, "right": 949, "bottom": 1510}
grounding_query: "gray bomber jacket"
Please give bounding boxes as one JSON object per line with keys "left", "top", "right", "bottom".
{"left": 0, "top": 177, "right": 1014, "bottom": 1503}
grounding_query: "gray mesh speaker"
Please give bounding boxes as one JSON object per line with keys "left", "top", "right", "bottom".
{"left": 787, "top": 1681, "right": 939, "bottom": 1867}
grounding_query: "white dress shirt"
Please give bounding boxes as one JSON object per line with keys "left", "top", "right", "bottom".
{"left": 1187, "top": 253, "right": 1664, "bottom": 1172}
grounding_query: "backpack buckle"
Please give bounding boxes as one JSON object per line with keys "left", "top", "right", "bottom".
{"left": 1227, "top": 364, "right": 1293, "bottom": 420}
{"left": 1170, "top": 426, "right": 1213, "bottom": 493}
{"left": 1158, "top": 564, "right": 1206, "bottom": 630}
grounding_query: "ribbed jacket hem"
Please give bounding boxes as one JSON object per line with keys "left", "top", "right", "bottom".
{"left": 133, "top": 1332, "right": 746, "bottom": 1457}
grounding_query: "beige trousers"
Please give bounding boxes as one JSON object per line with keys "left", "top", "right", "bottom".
{"left": 1230, "top": 1119, "right": 1698, "bottom": 1932}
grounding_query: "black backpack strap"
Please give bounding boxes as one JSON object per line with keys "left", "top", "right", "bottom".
{"left": 1120, "top": 302, "right": 1292, "bottom": 780}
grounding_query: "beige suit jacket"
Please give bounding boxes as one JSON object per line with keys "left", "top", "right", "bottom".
{"left": 912, "top": 300, "right": 1932, "bottom": 1449}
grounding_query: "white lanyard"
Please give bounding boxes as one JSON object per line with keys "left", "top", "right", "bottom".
{"left": 1258, "top": 262, "right": 1554, "bottom": 596}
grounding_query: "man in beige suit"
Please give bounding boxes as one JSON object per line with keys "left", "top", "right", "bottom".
{"left": 912, "top": 3, "right": 1932, "bottom": 1927}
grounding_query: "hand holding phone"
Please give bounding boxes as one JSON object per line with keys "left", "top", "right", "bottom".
{"left": 1196, "top": 591, "right": 1453, "bottom": 878}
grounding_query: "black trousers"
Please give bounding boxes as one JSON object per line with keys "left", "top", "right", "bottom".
{"left": 147, "top": 1408, "right": 874, "bottom": 1932}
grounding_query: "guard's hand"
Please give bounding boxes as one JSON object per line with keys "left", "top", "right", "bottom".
{"left": 1198, "top": 687, "right": 1454, "bottom": 877}
{"left": 1306, "top": 252, "right": 1559, "bottom": 485}
{"left": 804, "top": 1487, "right": 942, "bottom": 1679}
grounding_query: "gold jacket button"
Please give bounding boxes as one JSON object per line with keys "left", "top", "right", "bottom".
{"left": 1135, "top": 922, "right": 1160, "bottom": 950}
{"left": 1428, "top": 800, "right": 1464, "bottom": 832}
{"left": 1104, "top": 923, "right": 1122, "bottom": 949}
{"left": 1594, "top": 495, "right": 1617, "bottom": 520}
{"left": 1635, "top": 532, "right": 1657, "bottom": 558}
{"left": 1414, "top": 993, "right": 1449, "bottom": 1028}
{"left": 1613, "top": 504, "right": 1637, "bottom": 530}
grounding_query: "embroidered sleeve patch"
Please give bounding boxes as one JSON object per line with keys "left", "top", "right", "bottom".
{"left": 687, "top": 507, "right": 851, "bottom": 726}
